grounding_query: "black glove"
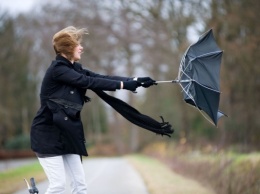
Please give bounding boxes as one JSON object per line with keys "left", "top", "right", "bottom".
{"left": 123, "top": 81, "right": 141, "bottom": 91}
{"left": 137, "top": 77, "right": 157, "bottom": 88}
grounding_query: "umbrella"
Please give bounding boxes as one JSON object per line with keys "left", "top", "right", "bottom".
{"left": 156, "top": 29, "right": 226, "bottom": 126}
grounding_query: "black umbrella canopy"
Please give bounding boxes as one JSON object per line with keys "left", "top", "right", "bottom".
{"left": 156, "top": 29, "right": 226, "bottom": 126}
{"left": 178, "top": 29, "right": 226, "bottom": 126}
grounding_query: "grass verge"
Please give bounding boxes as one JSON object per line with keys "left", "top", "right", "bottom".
{"left": 142, "top": 141, "right": 260, "bottom": 194}
{"left": 0, "top": 162, "right": 46, "bottom": 194}
{"left": 126, "top": 154, "right": 215, "bottom": 194}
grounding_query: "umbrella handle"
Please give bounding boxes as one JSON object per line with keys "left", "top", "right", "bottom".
{"left": 24, "top": 177, "right": 39, "bottom": 194}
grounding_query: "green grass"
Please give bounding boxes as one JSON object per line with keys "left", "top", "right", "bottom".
{"left": 126, "top": 154, "right": 215, "bottom": 194}
{"left": 0, "top": 162, "right": 46, "bottom": 194}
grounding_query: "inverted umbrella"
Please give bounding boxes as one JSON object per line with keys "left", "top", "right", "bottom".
{"left": 156, "top": 29, "right": 226, "bottom": 126}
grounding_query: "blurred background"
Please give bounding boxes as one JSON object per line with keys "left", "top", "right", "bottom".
{"left": 0, "top": 0, "right": 259, "bottom": 193}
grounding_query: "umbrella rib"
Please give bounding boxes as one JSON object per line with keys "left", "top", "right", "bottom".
{"left": 196, "top": 50, "right": 222, "bottom": 59}
{"left": 179, "top": 60, "right": 190, "bottom": 78}
{"left": 180, "top": 82, "right": 192, "bottom": 95}
{"left": 193, "top": 80, "right": 220, "bottom": 93}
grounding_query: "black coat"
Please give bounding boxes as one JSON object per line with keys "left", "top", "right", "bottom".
{"left": 30, "top": 55, "right": 131, "bottom": 156}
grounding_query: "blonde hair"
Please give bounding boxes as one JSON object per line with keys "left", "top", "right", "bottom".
{"left": 52, "top": 26, "right": 88, "bottom": 60}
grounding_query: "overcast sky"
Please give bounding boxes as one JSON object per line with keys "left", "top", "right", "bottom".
{"left": 0, "top": 0, "right": 37, "bottom": 15}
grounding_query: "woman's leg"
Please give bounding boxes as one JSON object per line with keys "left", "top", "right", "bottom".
{"left": 63, "top": 154, "right": 87, "bottom": 194}
{"left": 38, "top": 156, "right": 66, "bottom": 194}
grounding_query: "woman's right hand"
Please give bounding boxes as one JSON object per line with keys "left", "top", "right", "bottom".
{"left": 122, "top": 81, "right": 141, "bottom": 92}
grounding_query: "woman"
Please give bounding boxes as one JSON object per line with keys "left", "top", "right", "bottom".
{"left": 30, "top": 26, "right": 155, "bottom": 194}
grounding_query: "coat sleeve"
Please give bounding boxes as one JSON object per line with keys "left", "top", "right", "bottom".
{"left": 87, "top": 70, "right": 133, "bottom": 81}
{"left": 52, "top": 63, "right": 121, "bottom": 91}
{"left": 75, "top": 63, "right": 133, "bottom": 82}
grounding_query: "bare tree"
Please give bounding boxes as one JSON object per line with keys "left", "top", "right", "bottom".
{"left": 0, "top": 11, "right": 37, "bottom": 149}
{"left": 206, "top": 0, "right": 260, "bottom": 150}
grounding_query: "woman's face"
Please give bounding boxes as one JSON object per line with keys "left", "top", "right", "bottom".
{"left": 72, "top": 44, "right": 83, "bottom": 62}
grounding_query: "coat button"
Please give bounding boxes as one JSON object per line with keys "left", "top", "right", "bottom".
{"left": 65, "top": 106, "right": 68, "bottom": 109}
{"left": 64, "top": 117, "right": 68, "bottom": 120}
{"left": 70, "top": 91, "right": 74, "bottom": 94}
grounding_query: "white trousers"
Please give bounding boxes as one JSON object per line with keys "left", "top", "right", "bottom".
{"left": 38, "top": 154, "right": 87, "bottom": 194}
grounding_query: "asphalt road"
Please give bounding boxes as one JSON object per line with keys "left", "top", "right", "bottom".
{"left": 0, "top": 158, "right": 36, "bottom": 172}
{"left": 14, "top": 157, "right": 149, "bottom": 194}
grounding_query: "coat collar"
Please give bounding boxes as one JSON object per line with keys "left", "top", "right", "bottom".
{"left": 55, "top": 55, "right": 83, "bottom": 71}
{"left": 56, "top": 55, "right": 74, "bottom": 66}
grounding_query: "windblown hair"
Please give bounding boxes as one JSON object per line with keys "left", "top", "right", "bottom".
{"left": 52, "top": 26, "right": 88, "bottom": 60}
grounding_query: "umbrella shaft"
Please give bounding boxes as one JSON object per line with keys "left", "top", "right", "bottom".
{"left": 156, "top": 80, "right": 190, "bottom": 84}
